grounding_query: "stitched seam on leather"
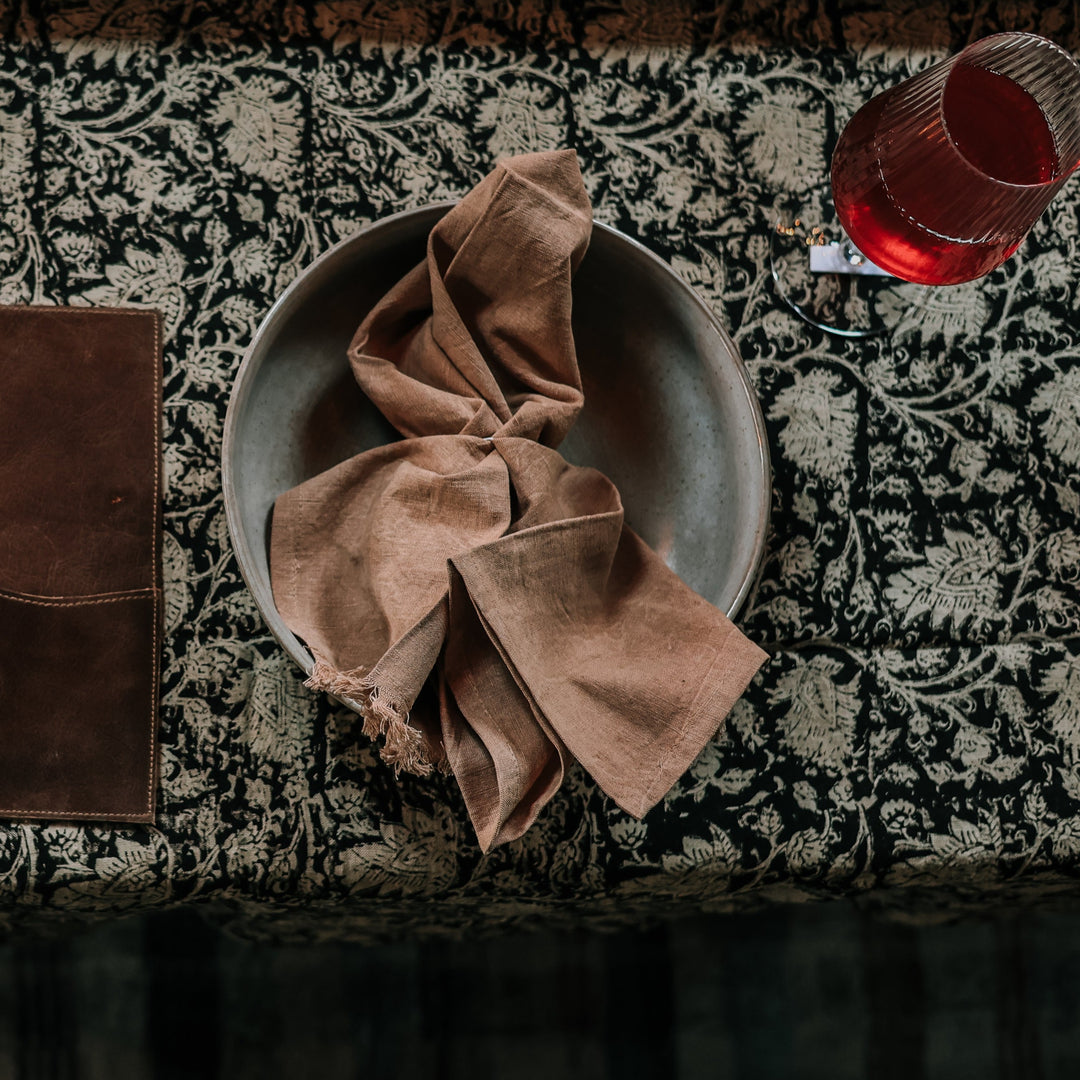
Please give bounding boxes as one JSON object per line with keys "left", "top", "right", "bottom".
{"left": 0, "top": 588, "right": 155, "bottom": 608}
{"left": 0, "top": 304, "right": 156, "bottom": 317}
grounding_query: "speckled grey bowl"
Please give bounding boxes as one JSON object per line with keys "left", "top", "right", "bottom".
{"left": 223, "top": 204, "right": 770, "bottom": 678}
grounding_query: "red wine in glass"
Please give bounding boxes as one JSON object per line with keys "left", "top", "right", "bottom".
{"left": 771, "top": 33, "right": 1080, "bottom": 336}
{"left": 832, "top": 33, "right": 1080, "bottom": 287}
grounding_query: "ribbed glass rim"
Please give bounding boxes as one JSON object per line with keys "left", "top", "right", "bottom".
{"left": 938, "top": 31, "right": 1080, "bottom": 189}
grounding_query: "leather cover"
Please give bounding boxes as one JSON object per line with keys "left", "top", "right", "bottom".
{"left": 0, "top": 306, "right": 162, "bottom": 822}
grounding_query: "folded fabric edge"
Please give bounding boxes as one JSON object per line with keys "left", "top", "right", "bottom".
{"left": 629, "top": 627, "right": 769, "bottom": 820}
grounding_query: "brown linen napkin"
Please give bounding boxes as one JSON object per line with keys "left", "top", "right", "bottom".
{"left": 271, "top": 151, "right": 767, "bottom": 850}
{"left": 0, "top": 306, "right": 162, "bottom": 823}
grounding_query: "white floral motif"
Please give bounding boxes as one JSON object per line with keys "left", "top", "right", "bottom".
{"left": 736, "top": 85, "right": 826, "bottom": 191}
{"left": 661, "top": 824, "right": 739, "bottom": 873}
{"left": 80, "top": 240, "right": 188, "bottom": 332}
{"left": 1027, "top": 251, "right": 1073, "bottom": 297}
{"left": 237, "top": 653, "right": 316, "bottom": 770}
{"left": 881, "top": 279, "right": 990, "bottom": 346}
{"left": 1040, "top": 658, "right": 1080, "bottom": 763}
{"left": 884, "top": 528, "right": 1004, "bottom": 633}
{"left": 479, "top": 80, "right": 567, "bottom": 158}
{"left": 212, "top": 75, "right": 304, "bottom": 187}
{"left": 768, "top": 368, "right": 858, "bottom": 485}
{"left": 162, "top": 531, "right": 193, "bottom": 635}
{"left": 0, "top": 108, "right": 32, "bottom": 201}
{"left": 770, "top": 655, "right": 859, "bottom": 770}
{"left": 338, "top": 805, "right": 460, "bottom": 896}
{"left": 1034, "top": 367, "right": 1080, "bottom": 469}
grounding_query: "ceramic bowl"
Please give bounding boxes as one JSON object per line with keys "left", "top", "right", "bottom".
{"left": 222, "top": 205, "right": 771, "bottom": 678}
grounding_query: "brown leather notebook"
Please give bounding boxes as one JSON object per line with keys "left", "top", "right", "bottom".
{"left": 0, "top": 306, "right": 162, "bottom": 823}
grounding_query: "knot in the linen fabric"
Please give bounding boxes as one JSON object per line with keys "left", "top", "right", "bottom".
{"left": 347, "top": 150, "right": 592, "bottom": 449}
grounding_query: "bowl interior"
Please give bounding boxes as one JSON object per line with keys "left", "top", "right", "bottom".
{"left": 223, "top": 206, "right": 770, "bottom": 672}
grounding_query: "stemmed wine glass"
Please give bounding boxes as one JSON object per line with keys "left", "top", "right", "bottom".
{"left": 771, "top": 32, "right": 1080, "bottom": 338}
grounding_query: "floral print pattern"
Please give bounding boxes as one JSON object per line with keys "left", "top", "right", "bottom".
{"left": 0, "top": 0, "right": 1079, "bottom": 940}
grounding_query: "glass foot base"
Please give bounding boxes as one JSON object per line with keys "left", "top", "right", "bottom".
{"left": 769, "top": 186, "right": 922, "bottom": 338}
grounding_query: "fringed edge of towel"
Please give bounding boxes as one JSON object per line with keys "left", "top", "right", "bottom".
{"left": 305, "top": 657, "right": 449, "bottom": 777}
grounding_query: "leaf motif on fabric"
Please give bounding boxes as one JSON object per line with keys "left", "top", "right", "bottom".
{"left": 63, "top": 837, "right": 162, "bottom": 902}
{"left": 777, "top": 535, "right": 817, "bottom": 582}
{"left": 80, "top": 239, "right": 187, "bottom": 333}
{"left": 947, "top": 441, "right": 991, "bottom": 502}
{"left": 951, "top": 724, "right": 994, "bottom": 770}
{"left": 1046, "top": 529, "right": 1080, "bottom": 583}
{"left": 340, "top": 804, "right": 458, "bottom": 896}
{"left": 237, "top": 653, "right": 317, "bottom": 768}
{"left": 1051, "top": 481, "right": 1080, "bottom": 517}
{"left": 1039, "top": 657, "right": 1080, "bottom": 763}
{"left": 478, "top": 80, "right": 567, "bottom": 158}
{"left": 736, "top": 85, "right": 826, "bottom": 191}
{"left": 0, "top": 112, "right": 33, "bottom": 202}
{"left": 661, "top": 823, "right": 738, "bottom": 873}
{"left": 670, "top": 246, "right": 727, "bottom": 308}
{"left": 1034, "top": 368, "right": 1080, "bottom": 468}
{"left": 770, "top": 654, "right": 859, "bottom": 770}
{"left": 1027, "top": 251, "right": 1073, "bottom": 296}
{"left": 884, "top": 278, "right": 990, "bottom": 346}
{"left": 922, "top": 813, "right": 1001, "bottom": 870}
{"left": 884, "top": 528, "right": 1003, "bottom": 632}
{"left": 768, "top": 368, "right": 858, "bottom": 484}
{"left": 1051, "top": 815, "right": 1080, "bottom": 860}
{"left": 162, "top": 530, "right": 193, "bottom": 635}
{"left": 212, "top": 75, "right": 304, "bottom": 187}
{"left": 785, "top": 827, "right": 827, "bottom": 871}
